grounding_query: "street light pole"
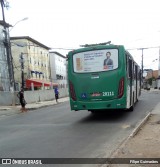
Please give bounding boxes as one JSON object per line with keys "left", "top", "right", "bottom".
{"left": 9, "top": 17, "right": 28, "bottom": 32}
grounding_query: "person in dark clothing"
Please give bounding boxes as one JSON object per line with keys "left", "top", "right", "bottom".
{"left": 17, "top": 88, "right": 27, "bottom": 112}
{"left": 54, "top": 87, "right": 59, "bottom": 103}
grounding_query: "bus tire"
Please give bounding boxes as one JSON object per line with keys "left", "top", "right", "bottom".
{"left": 129, "top": 104, "right": 134, "bottom": 112}
{"left": 129, "top": 93, "right": 134, "bottom": 112}
{"left": 127, "top": 103, "right": 134, "bottom": 112}
{"left": 90, "top": 110, "right": 96, "bottom": 114}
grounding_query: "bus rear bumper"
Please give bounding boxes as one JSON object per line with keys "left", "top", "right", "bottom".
{"left": 70, "top": 98, "right": 126, "bottom": 111}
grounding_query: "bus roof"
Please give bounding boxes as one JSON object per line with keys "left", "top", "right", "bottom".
{"left": 68, "top": 44, "right": 124, "bottom": 55}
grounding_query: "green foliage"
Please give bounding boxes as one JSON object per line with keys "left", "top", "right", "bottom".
{"left": 147, "top": 77, "right": 155, "bottom": 85}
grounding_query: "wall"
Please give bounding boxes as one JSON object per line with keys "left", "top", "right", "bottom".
{"left": 0, "top": 91, "right": 14, "bottom": 105}
{"left": 0, "top": 88, "right": 69, "bottom": 106}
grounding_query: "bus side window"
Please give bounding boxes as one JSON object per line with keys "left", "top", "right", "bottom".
{"left": 133, "top": 62, "right": 135, "bottom": 79}
{"left": 128, "top": 58, "right": 132, "bottom": 78}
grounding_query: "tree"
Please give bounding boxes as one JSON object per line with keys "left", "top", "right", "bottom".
{"left": 148, "top": 77, "right": 155, "bottom": 86}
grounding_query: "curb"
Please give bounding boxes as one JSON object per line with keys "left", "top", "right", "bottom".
{"left": 0, "top": 110, "right": 20, "bottom": 117}
{"left": 26, "top": 100, "right": 67, "bottom": 110}
{"left": 108, "top": 112, "right": 151, "bottom": 160}
{"left": 0, "top": 108, "right": 12, "bottom": 111}
{"left": 26, "top": 104, "right": 56, "bottom": 111}
{"left": 129, "top": 112, "right": 151, "bottom": 137}
{"left": 0, "top": 99, "right": 69, "bottom": 116}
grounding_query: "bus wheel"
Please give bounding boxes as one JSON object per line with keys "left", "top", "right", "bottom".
{"left": 129, "top": 104, "right": 134, "bottom": 112}
{"left": 127, "top": 103, "right": 134, "bottom": 112}
{"left": 127, "top": 94, "right": 135, "bottom": 112}
{"left": 129, "top": 95, "right": 135, "bottom": 111}
{"left": 90, "top": 110, "right": 96, "bottom": 114}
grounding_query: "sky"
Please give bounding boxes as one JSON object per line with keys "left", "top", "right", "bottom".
{"left": 2, "top": 0, "right": 160, "bottom": 70}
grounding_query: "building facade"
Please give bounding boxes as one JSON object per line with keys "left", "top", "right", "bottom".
{"left": 49, "top": 51, "right": 67, "bottom": 89}
{"left": 10, "top": 36, "right": 53, "bottom": 90}
{"left": 143, "top": 70, "right": 159, "bottom": 89}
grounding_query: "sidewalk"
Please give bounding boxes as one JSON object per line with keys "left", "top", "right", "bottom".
{"left": 107, "top": 91, "right": 160, "bottom": 167}
{"left": 0, "top": 97, "right": 69, "bottom": 116}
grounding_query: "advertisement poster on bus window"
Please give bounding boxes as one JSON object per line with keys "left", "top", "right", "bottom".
{"left": 73, "top": 49, "right": 118, "bottom": 73}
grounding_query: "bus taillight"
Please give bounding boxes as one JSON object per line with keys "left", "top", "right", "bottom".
{"left": 118, "top": 77, "right": 124, "bottom": 98}
{"left": 69, "top": 81, "right": 77, "bottom": 101}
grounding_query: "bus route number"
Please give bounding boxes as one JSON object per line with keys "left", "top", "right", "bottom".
{"left": 103, "top": 92, "right": 114, "bottom": 96}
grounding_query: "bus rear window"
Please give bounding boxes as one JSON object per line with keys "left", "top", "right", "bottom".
{"left": 73, "top": 49, "right": 118, "bottom": 73}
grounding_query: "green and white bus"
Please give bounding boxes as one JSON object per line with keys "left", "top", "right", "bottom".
{"left": 67, "top": 44, "right": 141, "bottom": 112}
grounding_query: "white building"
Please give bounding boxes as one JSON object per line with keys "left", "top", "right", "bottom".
{"left": 10, "top": 36, "right": 57, "bottom": 90}
{"left": 49, "top": 51, "right": 67, "bottom": 89}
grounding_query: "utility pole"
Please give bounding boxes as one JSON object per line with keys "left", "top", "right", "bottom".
{"left": 20, "top": 53, "right": 25, "bottom": 89}
{"left": 137, "top": 48, "right": 148, "bottom": 85}
{"left": 158, "top": 47, "right": 160, "bottom": 89}
{"left": 49, "top": 56, "right": 53, "bottom": 89}
{"left": 0, "top": 0, "right": 15, "bottom": 91}
{"left": 159, "top": 47, "right": 160, "bottom": 77}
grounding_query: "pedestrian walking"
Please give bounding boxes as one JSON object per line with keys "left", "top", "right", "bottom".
{"left": 54, "top": 87, "right": 59, "bottom": 103}
{"left": 17, "top": 88, "right": 27, "bottom": 112}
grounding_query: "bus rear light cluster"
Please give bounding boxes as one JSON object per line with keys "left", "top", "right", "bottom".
{"left": 69, "top": 81, "right": 77, "bottom": 101}
{"left": 118, "top": 77, "right": 124, "bottom": 98}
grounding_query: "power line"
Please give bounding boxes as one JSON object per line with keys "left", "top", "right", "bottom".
{"left": 50, "top": 47, "right": 75, "bottom": 50}
{"left": 127, "top": 46, "right": 160, "bottom": 84}
{"left": 127, "top": 46, "right": 160, "bottom": 50}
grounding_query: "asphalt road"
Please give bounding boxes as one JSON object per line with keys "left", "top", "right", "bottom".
{"left": 0, "top": 90, "right": 160, "bottom": 166}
